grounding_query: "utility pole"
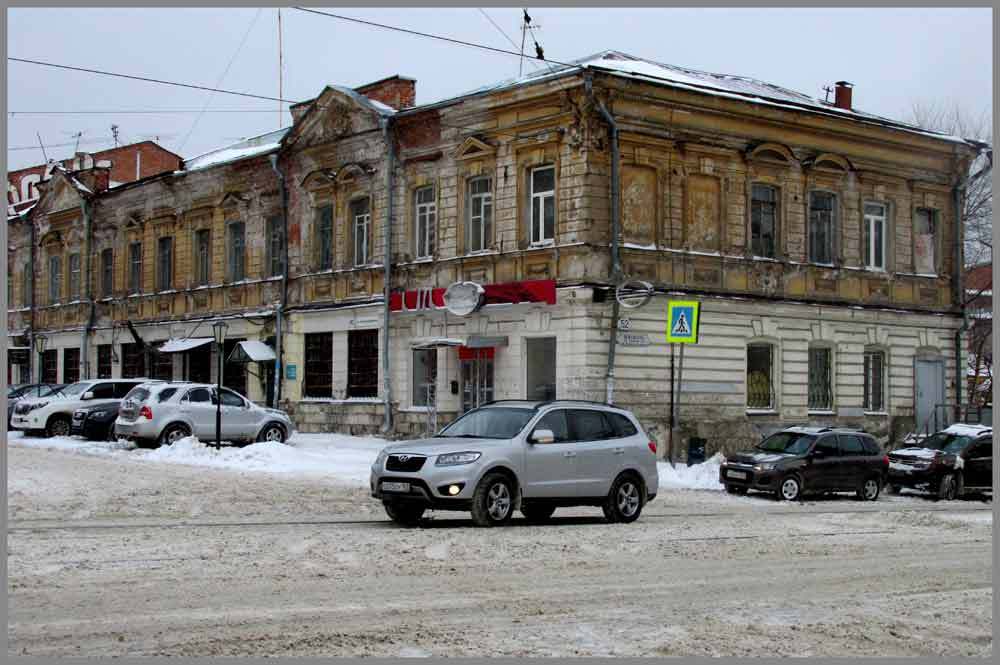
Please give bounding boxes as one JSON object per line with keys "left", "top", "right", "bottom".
{"left": 278, "top": 8, "right": 283, "bottom": 129}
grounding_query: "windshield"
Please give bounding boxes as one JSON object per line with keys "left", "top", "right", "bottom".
{"left": 757, "top": 432, "right": 816, "bottom": 455}
{"left": 916, "top": 432, "right": 974, "bottom": 455}
{"left": 437, "top": 407, "right": 536, "bottom": 440}
{"left": 54, "top": 382, "right": 91, "bottom": 397}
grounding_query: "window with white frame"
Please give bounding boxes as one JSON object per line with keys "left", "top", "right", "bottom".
{"left": 530, "top": 165, "right": 555, "bottom": 245}
{"left": 68, "top": 253, "right": 81, "bottom": 300}
{"left": 864, "top": 202, "right": 887, "bottom": 271}
{"left": 808, "top": 346, "right": 833, "bottom": 411}
{"left": 414, "top": 186, "right": 436, "bottom": 259}
{"left": 467, "top": 177, "right": 492, "bottom": 252}
{"left": 863, "top": 349, "right": 886, "bottom": 412}
{"left": 351, "top": 198, "right": 371, "bottom": 267}
{"left": 809, "top": 191, "right": 836, "bottom": 265}
{"left": 914, "top": 208, "right": 938, "bottom": 275}
{"left": 412, "top": 348, "right": 438, "bottom": 407}
{"left": 746, "top": 343, "right": 775, "bottom": 409}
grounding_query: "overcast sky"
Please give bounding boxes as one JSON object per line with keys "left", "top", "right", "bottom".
{"left": 6, "top": 6, "right": 993, "bottom": 171}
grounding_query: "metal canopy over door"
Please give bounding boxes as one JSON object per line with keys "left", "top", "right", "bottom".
{"left": 915, "top": 357, "right": 946, "bottom": 433}
{"left": 460, "top": 346, "right": 494, "bottom": 413}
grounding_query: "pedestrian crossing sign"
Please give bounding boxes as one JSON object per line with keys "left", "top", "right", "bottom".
{"left": 666, "top": 300, "right": 700, "bottom": 344}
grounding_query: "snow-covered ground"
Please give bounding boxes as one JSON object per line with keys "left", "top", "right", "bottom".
{"left": 6, "top": 430, "right": 726, "bottom": 491}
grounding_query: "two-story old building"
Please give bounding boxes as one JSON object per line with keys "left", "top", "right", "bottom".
{"left": 6, "top": 51, "right": 987, "bottom": 454}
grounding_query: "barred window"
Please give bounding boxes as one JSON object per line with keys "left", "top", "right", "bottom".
{"left": 747, "top": 343, "right": 775, "bottom": 409}
{"left": 414, "top": 186, "right": 436, "bottom": 259}
{"left": 864, "top": 350, "right": 886, "bottom": 412}
{"left": 808, "top": 346, "right": 833, "bottom": 411}
{"left": 63, "top": 347, "right": 80, "bottom": 384}
{"left": 41, "top": 349, "right": 58, "bottom": 384}
{"left": 121, "top": 342, "right": 145, "bottom": 379}
{"left": 97, "top": 344, "right": 113, "bottom": 379}
{"left": 467, "top": 177, "right": 493, "bottom": 252}
{"left": 303, "top": 332, "right": 333, "bottom": 398}
{"left": 750, "top": 184, "right": 777, "bottom": 258}
{"left": 809, "top": 191, "right": 836, "bottom": 265}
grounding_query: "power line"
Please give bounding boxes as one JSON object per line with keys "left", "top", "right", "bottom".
{"left": 10, "top": 109, "right": 281, "bottom": 115}
{"left": 477, "top": 8, "right": 519, "bottom": 51}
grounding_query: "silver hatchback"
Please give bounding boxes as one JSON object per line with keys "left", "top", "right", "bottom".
{"left": 370, "top": 401, "right": 659, "bottom": 527}
{"left": 114, "top": 382, "right": 293, "bottom": 447}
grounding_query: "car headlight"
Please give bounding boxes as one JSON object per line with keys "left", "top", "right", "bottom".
{"left": 435, "top": 451, "right": 482, "bottom": 466}
{"left": 375, "top": 450, "right": 389, "bottom": 467}
{"left": 28, "top": 401, "right": 48, "bottom": 412}
{"left": 90, "top": 411, "right": 109, "bottom": 419}
{"left": 753, "top": 463, "right": 777, "bottom": 472}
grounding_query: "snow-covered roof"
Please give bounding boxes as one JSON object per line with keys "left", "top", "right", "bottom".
{"left": 943, "top": 423, "right": 992, "bottom": 437}
{"left": 158, "top": 337, "right": 213, "bottom": 353}
{"left": 182, "top": 127, "right": 289, "bottom": 172}
{"left": 440, "top": 50, "right": 972, "bottom": 146}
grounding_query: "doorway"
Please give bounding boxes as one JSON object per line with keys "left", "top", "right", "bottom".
{"left": 460, "top": 347, "right": 494, "bottom": 412}
{"left": 915, "top": 356, "right": 945, "bottom": 432}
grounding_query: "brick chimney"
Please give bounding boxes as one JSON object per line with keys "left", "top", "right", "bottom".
{"left": 355, "top": 75, "right": 416, "bottom": 110}
{"left": 834, "top": 81, "right": 853, "bottom": 110}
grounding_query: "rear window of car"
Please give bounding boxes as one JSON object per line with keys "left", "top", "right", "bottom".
{"left": 607, "top": 412, "right": 638, "bottom": 437}
{"left": 861, "top": 437, "right": 881, "bottom": 455}
{"left": 568, "top": 410, "right": 615, "bottom": 441}
{"left": 157, "top": 387, "right": 179, "bottom": 402}
{"left": 124, "top": 387, "right": 151, "bottom": 402}
{"left": 838, "top": 434, "right": 865, "bottom": 455}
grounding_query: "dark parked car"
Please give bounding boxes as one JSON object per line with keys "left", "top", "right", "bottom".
{"left": 720, "top": 427, "right": 888, "bottom": 501}
{"left": 887, "top": 424, "right": 993, "bottom": 500}
{"left": 6, "top": 384, "right": 64, "bottom": 428}
{"left": 71, "top": 401, "right": 122, "bottom": 441}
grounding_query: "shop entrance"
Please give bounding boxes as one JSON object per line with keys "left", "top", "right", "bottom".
{"left": 460, "top": 347, "right": 494, "bottom": 413}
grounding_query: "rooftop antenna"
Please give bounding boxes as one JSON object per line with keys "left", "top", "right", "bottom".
{"left": 278, "top": 8, "right": 284, "bottom": 129}
{"left": 822, "top": 85, "right": 833, "bottom": 103}
{"left": 519, "top": 9, "right": 531, "bottom": 77}
{"left": 36, "top": 132, "right": 48, "bottom": 162}
{"left": 72, "top": 131, "right": 83, "bottom": 153}
{"left": 111, "top": 124, "right": 120, "bottom": 147}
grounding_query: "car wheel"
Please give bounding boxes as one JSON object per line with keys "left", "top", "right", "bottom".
{"left": 857, "top": 476, "right": 881, "bottom": 501}
{"left": 725, "top": 484, "right": 749, "bottom": 495}
{"left": 471, "top": 472, "right": 515, "bottom": 527}
{"left": 159, "top": 423, "right": 191, "bottom": 447}
{"left": 602, "top": 473, "right": 645, "bottom": 523}
{"left": 777, "top": 475, "right": 802, "bottom": 502}
{"left": 383, "top": 501, "right": 425, "bottom": 527}
{"left": 45, "top": 415, "right": 71, "bottom": 438}
{"left": 521, "top": 503, "right": 556, "bottom": 523}
{"left": 937, "top": 473, "right": 958, "bottom": 501}
{"left": 257, "top": 423, "right": 286, "bottom": 444}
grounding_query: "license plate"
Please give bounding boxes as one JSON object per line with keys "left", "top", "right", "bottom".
{"left": 726, "top": 470, "right": 748, "bottom": 480}
{"left": 381, "top": 481, "right": 410, "bottom": 493}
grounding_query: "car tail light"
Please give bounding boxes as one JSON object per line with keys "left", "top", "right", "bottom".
{"left": 648, "top": 440, "right": 657, "bottom": 455}
{"left": 883, "top": 455, "right": 889, "bottom": 466}
{"left": 139, "top": 405, "right": 153, "bottom": 420}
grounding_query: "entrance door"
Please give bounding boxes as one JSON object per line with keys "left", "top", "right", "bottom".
{"left": 915, "top": 358, "right": 945, "bottom": 433}
{"left": 461, "top": 348, "right": 494, "bottom": 412}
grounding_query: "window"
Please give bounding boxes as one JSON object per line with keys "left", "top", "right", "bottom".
{"left": 809, "top": 191, "right": 836, "bottom": 265}
{"left": 21, "top": 265, "right": 29, "bottom": 307}
{"left": 128, "top": 242, "right": 142, "bottom": 294}
{"left": 100, "top": 248, "right": 114, "bottom": 297}
{"left": 89, "top": 383, "right": 116, "bottom": 399}
{"left": 68, "top": 253, "right": 81, "bottom": 300}
{"left": 267, "top": 215, "right": 283, "bottom": 277}
{"left": 838, "top": 434, "right": 864, "bottom": 456}
{"left": 750, "top": 184, "right": 778, "bottom": 258}
{"left": 813, "top": 436, "right": 840, "bottom": 457}
{"left": 220, "top": 389, "right": 245, "bottom": 407}
{"left": 228, "top": 221, "right": 246, "bottom": 282}
{"left": 157, "top": 237, "right": 173, "bottom": 291}
{"left": 316, "top": 205, "right": 333, "bottom": 270}
{"left": 157, "top": 387, "right": 179, "bottom": 403}
{"left": 195, "top": 229, "right": 211, "bottom": 286}
{"left": 48, "top": 255, "right": 62, "bottom": 304}
{"left": 97, "top": 344, "right": 112, "bottom": 379}
{"left": 746, "top": 343, "right": 775, "bottom": 409}
{"left": 121, "top": 342, "right": 145, "bottom": 378}
{"left": 412, "top": 348, "right": 437, "bottom": 406}
{"left": 152, "top": 351, "right": 173, "bottom": 381}
{"left": 184, "top": 387, "right": 212, "bottom": 403}
{"left": 525, "top": 337, "right": 557, "bottom": 400}
{"left": 303, "top": 332, "right": 333, "bottom": 398}
{"left": 414, "top": 186, "right": 436, "bottom": 259}
{"left": 914, "top": 208, "right": 937, "bottom": 275}
{"left": 534, "top": 409, "right": 571, "bottom": 442}
{"left": 351, "top": 198, "right": 371, "bottom": 267}
{"left": 863, "top": 349, "right": 886, "bottom": 412}
{"left": 348, "top": 329, "right": 379, "bottom": 397}
{"left": 63, "top": 348, "right": 80, "bottom": 384}
{"left": 112, "top": 382, "right": 139, "bottom": 398}
{"left": 467, "top": 177, "right": 493, "bottom": 252}
{"left": 607, "top": 412, "right": 638, "bottom": 438}
{"left": 569, "top": 410, "right": 615, "bottom": 441}
{"left": 222, "top": 338, "right": 247, "bottom": 397}
{"left": 808, "top": 346, "right": 833, "bottom": 411}
{"left": 530, "top": 165, "right": 555, "bottom": 245}
{"left": 41, "top": 349, "right": 58, "bottom": 384}
{"left": 864, "top": 203, "right": 887, "bottom": 270}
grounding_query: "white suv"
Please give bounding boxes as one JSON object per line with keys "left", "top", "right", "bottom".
{"left": 11, "top": 378, "right": 152, "bottom": 437}
{"left": 114, "top": 382, "right": 293, "bottom": 447}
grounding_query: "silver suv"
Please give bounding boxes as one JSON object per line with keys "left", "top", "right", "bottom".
{"left": 114, "top": 382, "right": 293, "bottom": 447}
{"left": 370, "top": 400, "right": 659, "bottom": 527}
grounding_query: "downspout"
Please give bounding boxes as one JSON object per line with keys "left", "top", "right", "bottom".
{"left": 953, "top": 184, "right": 966, "bottom": 417}
{"left": 587, "top": 74, "right": 622, "bottom": 404}
{"left": 380, "top": 115, "right": 395, "bottom": 433}
{"left": 268, "top": 153, "right": 289, "bottom": 408}
{"left": 81, "top": 196, "right": 95, "bottom": 378}
{"left": 28, "top": 214, "right": 37, "bottom": 382}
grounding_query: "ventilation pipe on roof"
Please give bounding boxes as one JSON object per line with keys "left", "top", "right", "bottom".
{"left": 834, "top": 81, "right": 853, "bottom": 110}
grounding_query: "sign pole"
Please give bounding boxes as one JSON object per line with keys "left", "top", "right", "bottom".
{"left": 676, "top": 342, "right": 685, "bottom": 467}
{"left": 668, "top": 342, "right": 675, "bottom": 468}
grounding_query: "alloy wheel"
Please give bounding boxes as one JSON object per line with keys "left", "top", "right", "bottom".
{"left": 487, "top": 482, "right": 511, "bottom": 520}
{"left": 617, "top": 481, "right": 640, "bottom": 517}
{"left": 863, "top": 479, "right": 879, "bottom": 500}
{"left": 166, "top": 427, "right": 188, "bottom": 444}
{"left": 264, "top": 426, "right": 284, "bottom": 442}
{"left": 781, "top": 477, "right": 800, "bottom": 501}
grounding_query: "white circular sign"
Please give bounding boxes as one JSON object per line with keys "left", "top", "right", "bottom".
{"left": 615, "top": 280, "right": 654, "bottom": 309}
{"left": 443, "top": 281, "right": 485, "bottom": 316}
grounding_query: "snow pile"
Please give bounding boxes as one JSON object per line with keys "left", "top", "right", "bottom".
{"left": 892, "top": 447, "right": 941, "bottom": 459}
{"left": 657, "top": 453, "right": 724, "bottom": 491}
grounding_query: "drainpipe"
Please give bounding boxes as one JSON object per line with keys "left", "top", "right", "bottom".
{"left": 268, "top": 154, "right": 289, "bottom": 408}
{"left": 587, "top": 74, "right": 622, "bottom": 404}
{"left": 81, "top": 196, "right": 95, "bottom": 378}
{"left": 28, "top": 213, "right": 37, "bottom": 382}
{"left": 380, "top": 115, "right": 396, "bottom": 433}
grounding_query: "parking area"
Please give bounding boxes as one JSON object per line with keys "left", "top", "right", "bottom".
{"left": 6, "top": 432, "right": 992, "bottom": 656}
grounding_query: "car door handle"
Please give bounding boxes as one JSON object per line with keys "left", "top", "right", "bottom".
{"left": 563, "top": 451, "right": 577, "bottom": 458}
{"left": 613, "top": 447, "right": 625, "bottom": 454}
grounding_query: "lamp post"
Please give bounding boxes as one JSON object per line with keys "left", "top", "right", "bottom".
{"left": 33, "top": 333, "right": 48, "bottom": 384}
{"left": 212, "top": 321, "right": 228, "bottom": 450}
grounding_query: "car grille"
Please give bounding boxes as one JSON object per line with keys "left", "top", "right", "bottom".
{"left": 385, "top": 454, "right": 426, "bottom": 472}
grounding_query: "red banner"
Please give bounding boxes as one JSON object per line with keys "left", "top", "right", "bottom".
{"left": 390, "top": 279, "right": 556, "bottom": 312}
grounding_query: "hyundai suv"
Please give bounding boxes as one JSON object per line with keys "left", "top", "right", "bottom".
{"left": 370, "top": 400, "right": 659, "bottom": 527}
{"left": 11, "top": 379, "right": 150, "bottom": 437}
{"left": 114, "top": 382, "right": 293, "bottom": 447}
{"left": 887, "top": 424, "right": 993, "bottom": 500}
{"left": 720, "top": 427, "right": 888, "bottom": 501}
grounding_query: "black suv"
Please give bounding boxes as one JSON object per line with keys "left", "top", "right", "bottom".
{"left": 720, "top": 427, "right": 888, "bottom": 501}
{"left": 71, "top": 401, "right": 122, "bottom": 441}
{"left": 887, "top": 424, "right": 993, "bottom": 500}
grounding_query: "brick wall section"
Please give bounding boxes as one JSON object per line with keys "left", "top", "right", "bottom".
{"left": 355, "top": 76, "right": 416, "bottom": 110}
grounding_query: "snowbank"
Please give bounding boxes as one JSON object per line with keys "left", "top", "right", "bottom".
{"left": 657, "top": 453, "right": 724, "bottom": 491}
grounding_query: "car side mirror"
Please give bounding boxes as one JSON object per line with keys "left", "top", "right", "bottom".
{"left": 82, "top": 391, "right": 95, "bottom": 400}
{"left": 530, "top": 429, "right": 555, "bottom": 444}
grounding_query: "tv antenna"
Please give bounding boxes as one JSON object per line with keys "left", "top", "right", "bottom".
{"left": 519, "top": 9, "right": 544, "bottom": 77}
{"left": 111, "top": 124, "right": 120, "bottom": 147}
{"left": 822, "top": 85, "right": 833, "bottom": 103}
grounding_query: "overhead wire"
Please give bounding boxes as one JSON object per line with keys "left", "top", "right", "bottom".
{"left": 477, "top": 8, "right": 520, "bottom": 51}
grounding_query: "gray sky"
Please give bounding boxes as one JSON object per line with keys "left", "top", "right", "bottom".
{"left": 6, "top": 6, "right": 993, "bottom": 171}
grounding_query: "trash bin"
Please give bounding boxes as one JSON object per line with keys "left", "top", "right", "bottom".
{"left": 687, "top": 437, "right": 707, "bottom": 466}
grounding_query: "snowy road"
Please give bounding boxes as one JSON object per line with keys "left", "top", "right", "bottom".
{"left": 6, "top": 435, "right": 993, "bottom": 656}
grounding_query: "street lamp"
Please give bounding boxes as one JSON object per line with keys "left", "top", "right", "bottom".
{"left": 212, "top": 321, "right": 229, "bottom": 450}
{"left": 33, "top": 333, "right": 48, "bottom": 384}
